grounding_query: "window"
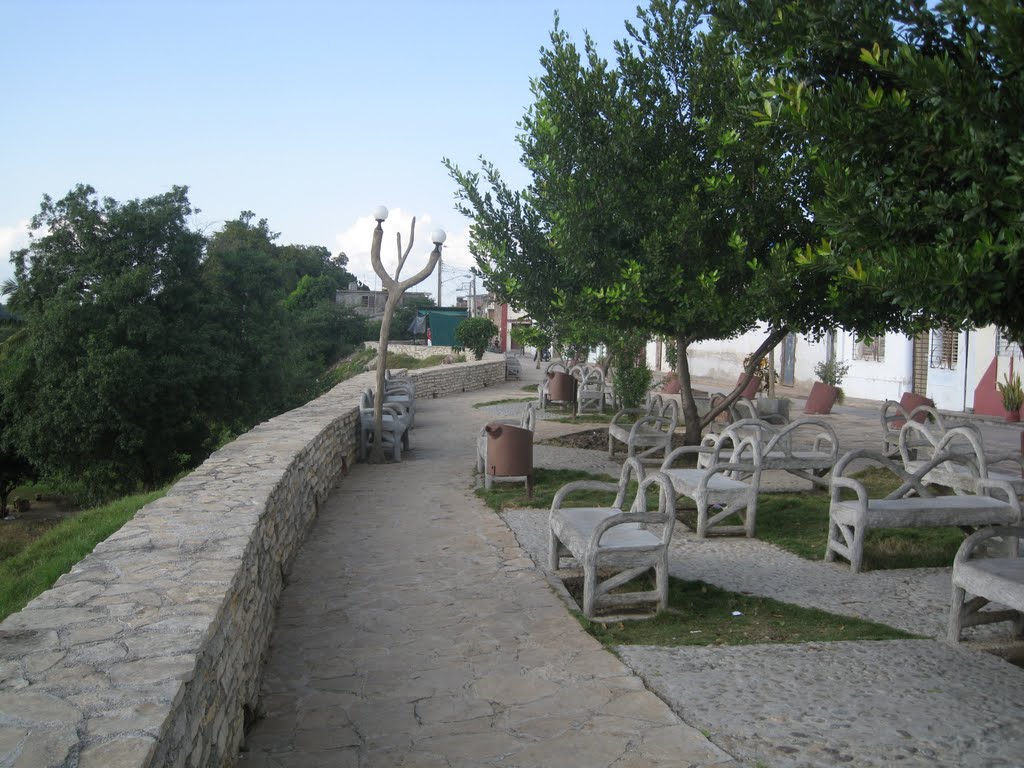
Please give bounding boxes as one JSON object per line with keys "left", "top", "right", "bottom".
{"left": 929, "top": 327, "right": 958, "bottom": 369}
{"left": 997, "top": 328, "right": 1021, "bottom": 358}
{"left": 855, "top": 336, "right": 885, "bottom": 362}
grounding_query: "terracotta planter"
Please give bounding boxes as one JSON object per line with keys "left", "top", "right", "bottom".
{"left": 804, "top": 381, "right": 839, "bottom": 415}
{"left": 736, "top": 374, "right": 761, "bottom": 399}
{"left": 1007, "top": 409, "right": 1021, "bottom": 423}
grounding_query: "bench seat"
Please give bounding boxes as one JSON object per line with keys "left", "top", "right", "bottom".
{"left": 829, "top": 495, "right": 1018, "bottom": 530}
{"left": 548, "top": 459, "right": 676, "bottom": 620}
{"left": 949, "top": 525, "right": 1024, "bottom": 642}
{"left": 826, "top": 450, "right": 1022, "bottom": 573}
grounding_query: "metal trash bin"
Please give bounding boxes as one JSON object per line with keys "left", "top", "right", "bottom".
{"left": 547, "top": 371, "right": 575, "bottom": 405}
{"left": 485, "top": 423, "right": 534, "bottom": 497}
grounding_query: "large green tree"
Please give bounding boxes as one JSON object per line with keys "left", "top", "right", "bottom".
{"left": 2, "top": 184, "right": 214, "bottom": 496}
{"left": 450, "top": 0, "right": 817, "bottom": 442}
{"left": 715, "top": 0, "right": 1024, "bottom": 340}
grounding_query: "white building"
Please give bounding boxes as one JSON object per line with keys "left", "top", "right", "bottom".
{"left": 649, "top": 325, "right": 1022, "bottom": 416}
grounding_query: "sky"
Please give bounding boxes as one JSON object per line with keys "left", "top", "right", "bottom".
{"left": 0, "top": 0, "right": 639, "bottom": 307}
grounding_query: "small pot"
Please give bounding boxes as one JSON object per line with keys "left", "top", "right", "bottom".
{"left": 1007, "top": 409, "right": 1021, "bottom": 423}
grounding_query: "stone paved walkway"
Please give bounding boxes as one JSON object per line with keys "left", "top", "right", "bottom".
{"left": 240, "top": 361, "right": 1024, "bottom": 768}
{"left": 238, "top": 380, "right": 732, "bottom": 767}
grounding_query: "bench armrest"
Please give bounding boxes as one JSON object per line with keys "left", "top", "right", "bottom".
{"left": 954, "top": 524, "right": 1024, "bottom": 565}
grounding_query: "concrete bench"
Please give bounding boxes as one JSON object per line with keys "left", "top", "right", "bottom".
{"left": 899, "top": 421, "right": 1024, "bottom": 496}
{"left": 880, "top": 394, "right": 942, "bottom": 456}
{"left": 359, "top": 388, "right": 411, "bottom": 461}
{"left": 712, "top": 417, "right": 838, "bottom": 489}
{"left": 826, "top": 450, "right": 1022, "bottom": 573}
{"left": 949, "top": 525, "right": 1024, "bottom": 642}
{"left": 608, "top": 394, "right": 679, "bottom": 464}
{"left": 548, "top": 458, "right": 677, "bottom": 619}
{"left": 571, "top": 364, "right": 607, "bottom": 416}
{"left": 659, "top": 430, "right": 763, "bottom": 537}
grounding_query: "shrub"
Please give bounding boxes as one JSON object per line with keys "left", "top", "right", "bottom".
{"left": 454, "top": 317, "right": 499, "bottom": 360}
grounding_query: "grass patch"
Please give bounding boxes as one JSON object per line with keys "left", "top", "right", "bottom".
{"left": 570, "top": 574, "right": 917, "bottom": 646}
{"left": 754, "top": 466, "right": 967, "bottom": 570}
{"left": 0, "top": 488, "right": 165, "bottom": 621}
{"left": 473, "top": 397, "right": 536, "bottom": 408}
{"left": 477, "top": 467, "right": 620, "bottom": 512}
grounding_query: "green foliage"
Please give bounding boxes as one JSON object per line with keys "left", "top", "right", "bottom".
{"left": 2, "top": 188, "right": 365, "bottom": 500}
{"left": 510, "top": 324, "right": 550, "bottom": 352}
{"left": 454, "top": 317, "right": 499, "bottom": 360}
{"left": 997, "top": 371, "right": 1024, "bottom": 412}
{"left": 716, "top": 0, "right": 1024, "bottom": 340}
{"left": 813, "top": 358, "right": 850, "bottom": 387}
{"left": 0, "top": 487, "right": 164, "bottom": 620}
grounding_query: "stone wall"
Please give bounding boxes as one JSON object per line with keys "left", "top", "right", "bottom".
{"left": 363, "top": 341, "right": 462, "bottom": 360}
{"left": 0, "top": 357, "right": 505, "bottom": 768}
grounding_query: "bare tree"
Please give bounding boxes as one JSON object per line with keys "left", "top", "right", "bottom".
{"left": 367, "top": 208, "right": 442, "bottom": 462}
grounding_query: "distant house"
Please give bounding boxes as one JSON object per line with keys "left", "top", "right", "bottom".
{"left": 335, "top": 282, "right": 429, "bottom": 319}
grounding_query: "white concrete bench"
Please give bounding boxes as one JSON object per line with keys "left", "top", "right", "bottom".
{"left": 608, "top": 394, "right": 679, "bottom": 464}
{"left": 548, "top": 458, "right": 677, "bottom": 619}
{"left": 899, "top": 421, "right": 1024, "bottom": 496}
{"left": 949, "top": 525, "right": 1024, "bottom": 642}
{"left": 710, "top": 417, "right": 838, "bottom": 489}
{"left": 571, "top": 364, "right": 607, "bottom": 416}
{"left": 880, "top": 395, "right": 943, "bottom": 456}
{"left": 826, "top": 450, "right": 1022, "bottom": 573}
{"left": 659, "top": 430, "right": 763, "bottom": 537}
{"left": 359, "top": 388, "right": 411, "bottom": 461}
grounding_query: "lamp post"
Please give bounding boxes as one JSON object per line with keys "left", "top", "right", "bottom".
{"left": 366, "top": 206, "right": 444, "bottom": 462}
{"left": 431, "top": 228, "right": 446, "bottom": 307}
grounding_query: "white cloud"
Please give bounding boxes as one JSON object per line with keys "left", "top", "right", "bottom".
{"left": 0, "top": 220, "right": 30, "bottom": 287}
{"left": 334, "top": 210, "right": 476, "bottom": 304}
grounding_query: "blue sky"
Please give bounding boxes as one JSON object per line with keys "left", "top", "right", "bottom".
{"left": 0, "top": 0, "right": 637, "bottom": 305}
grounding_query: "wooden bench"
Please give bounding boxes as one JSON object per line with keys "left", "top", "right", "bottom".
{"left": 711, "top": 417, "right": 838, "bottom": 489}
{"left": 607, "top": 394, "right": 679, "bottom": 464}
{"left": 659, "top": 429, "right": 763, "bottom": 537}
{"left": 825, "top": 449, "right": 1021, "bottom": 573}
{"left": 949, "top": 525, "right": 1024, "bottom": 642}
{"left": 548, "top": 458, "right": 677, "bottom": 619}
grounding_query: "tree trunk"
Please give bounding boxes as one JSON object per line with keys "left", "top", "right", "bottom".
{"left": 370, "top": 294, "right": 399, "bottom": 464}
{"left": 675, "top": 328, "right": 790, "bottom": 446}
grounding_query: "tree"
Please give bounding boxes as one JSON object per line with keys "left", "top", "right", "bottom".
{"left": 715, "top": 0, "right": 1024, "bottom": 340}
{"left": 450, "top": 0, "right": 815, "bottom": 444}
{"left": 1, "top": 184, "right": 213, "bottom": 498}
{"left": 367, "top": 213, "right": 441, "bottom": 462}
{"left": 455, "top": 317, "right": 498, "bottom": 360}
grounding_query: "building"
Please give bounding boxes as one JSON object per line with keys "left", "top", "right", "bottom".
{"left": 335, "top": 282, "right": 430, "bottom": 319}
{"left": 652, "top": 324, "right": 1023, "bottom": 416}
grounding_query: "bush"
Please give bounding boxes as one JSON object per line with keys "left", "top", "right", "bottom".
{"left": 454, "top": 317, "right": 499, "bottom": 360}
{"left": 614, "top": 363, "right": 653, "bottom": 409}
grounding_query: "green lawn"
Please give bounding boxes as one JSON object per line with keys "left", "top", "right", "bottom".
{"left": 0, "top": 488, "right": 165, "bottom": 621}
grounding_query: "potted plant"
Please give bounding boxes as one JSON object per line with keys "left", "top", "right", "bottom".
{"left": 997, "top": 370, "right": 1023, "bottom": 422}
{"left": 804, "top": 359, "right": 850, "bottom": 415}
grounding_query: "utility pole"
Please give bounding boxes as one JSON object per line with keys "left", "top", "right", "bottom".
{"left": 437, "top": 253, "right": 443, "bottom": 307}
{"left": 470, "top": 276, "right": 476, "bottom": 318}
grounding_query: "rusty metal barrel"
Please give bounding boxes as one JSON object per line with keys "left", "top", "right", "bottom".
{"left": 484, "top": 423, "right": 534, "bottom": 498}
{"left": 547, "top": 371, "right": 575, "bottom": 404}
